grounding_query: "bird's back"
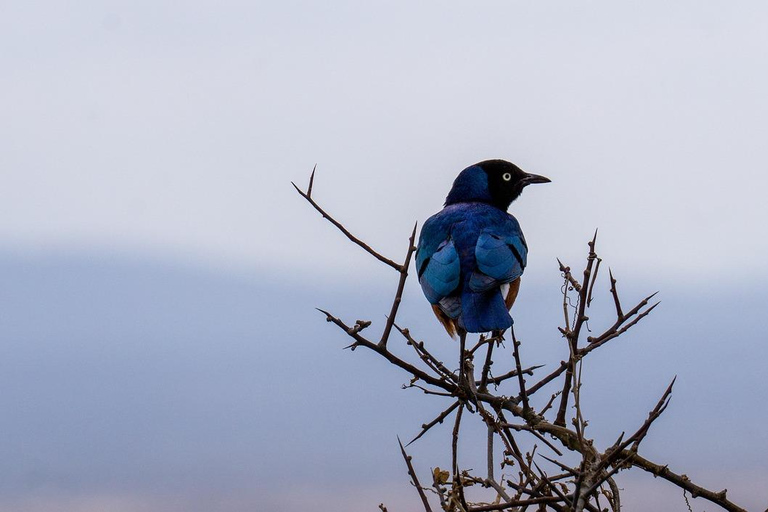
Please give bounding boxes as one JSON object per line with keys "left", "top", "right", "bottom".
{"left": 417, "top": 202, "right": 527, "bottom": 334}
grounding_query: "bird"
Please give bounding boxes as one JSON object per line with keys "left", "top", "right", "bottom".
{"left": 416, "top": 160, "right": 550, "bottom": 338}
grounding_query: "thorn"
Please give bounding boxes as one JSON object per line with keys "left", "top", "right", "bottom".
{"left": 307, "top": 164, "right": 317, "bottom": 197}
{"left": 315, "top": 307, "right": 333, "bottom": 321}
{"left": 397, "top": 436, "right": 410, "bottom": 458}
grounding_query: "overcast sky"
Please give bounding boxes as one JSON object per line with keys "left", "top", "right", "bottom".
{"left": 2, "top": 2, "right": 768, "bottom": 511}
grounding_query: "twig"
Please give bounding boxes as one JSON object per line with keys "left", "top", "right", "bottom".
{"left": 468, "top": 495, "right": 566, "bottom": 511}
{"left": 486, "top": 424, "right": 494, "bottom": 481}
{"left": 452, "top": 404, "right": 469, "bottom": 511}
{"left": 292, "top": 169, "right": 403, "bottom": 271}
{"left": 525, "top": 361, "right": 569, "bottom": 397}
{"left": 380, "top": 223, "right": 418, "bottom": 348}
{"left": 591, "top": 378, "right": 677, "bottom": 492}
{"left": 540, "top": 391, "right": 561, "bottom": 416}
{"left": 398, "top": 437, "right": 434, "bottom": 512}
{"left": 395, "top": 323, "right": 457, "bottom": 383}
{"left": 582, "top": 297, "right": 660, "bottom": 353}
{"left": 479, "top": 336, "right": 495, "bottom": 392}
{"left": 511, "top": 326, "right": 530, "bottom": 415}
{"left": 306, "top": 164, "right": 316, "bottom": 197}
{"left": 505, "top": 424, "right": 564, "bottom": 457}
{"left": 608, "top": 268, "right": 623, "bottom": 318}
{"left": 408, "top": 400, "right": 461, "bottom": 446}
{"left": 483, "top": 364, "right": 544, "bottom": 387}
{"left": 317, "top": 309, "right": 454, "bottom": 392}
{"left": 626, "top": 452, "right": 744, "bottom": 512}
{"left": 555, "top": 232, "right": 599, "bottom": 427}
{"left": 557, "top": 258, "right": 582, "bottom": 292}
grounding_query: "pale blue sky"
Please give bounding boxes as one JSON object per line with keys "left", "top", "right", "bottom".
{"left": 2, "top": 1, "right": 767, "bottom": 511}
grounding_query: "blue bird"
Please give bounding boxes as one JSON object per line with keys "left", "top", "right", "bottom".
{"left": 416, "top": 160, "right": 550, "bottom": 337}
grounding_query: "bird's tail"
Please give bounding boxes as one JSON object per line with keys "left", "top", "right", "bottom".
{"left": 459, "top": 289, "right": 513, "bottom": 333}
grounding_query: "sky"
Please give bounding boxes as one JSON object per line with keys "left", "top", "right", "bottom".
{"left": 2, "top": 1, "right": 768, "bottom": 511}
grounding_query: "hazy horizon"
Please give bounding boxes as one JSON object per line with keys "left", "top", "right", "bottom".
{"left": 1, "top": 250, "right": 766, "bottom": 510}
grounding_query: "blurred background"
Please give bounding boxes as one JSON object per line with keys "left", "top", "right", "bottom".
{"left": 2, "top": 1, "right": 767, "bottom": 510}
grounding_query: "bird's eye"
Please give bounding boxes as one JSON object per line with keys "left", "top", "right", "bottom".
{"left": 502, "top": 173, "right": 512, "bottom": 181}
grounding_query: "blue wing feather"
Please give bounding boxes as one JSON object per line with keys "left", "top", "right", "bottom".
{"left": 419, "top": 240, "right": 460, "bottom": 304}
{"left": 470, "top": 228, "right": 527, "bottom": 292}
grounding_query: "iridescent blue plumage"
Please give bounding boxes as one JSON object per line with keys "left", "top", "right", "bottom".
{"left": 416, "top": 160, "right": 549, "bottom": 336}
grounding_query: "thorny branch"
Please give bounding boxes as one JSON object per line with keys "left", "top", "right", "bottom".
{"left": 294, "top": 167, "right": 752, "bottom": 512}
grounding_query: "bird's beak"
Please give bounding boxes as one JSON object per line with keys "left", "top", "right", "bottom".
{"left": 521, "top": 173, "right": 551, "bottom": 186}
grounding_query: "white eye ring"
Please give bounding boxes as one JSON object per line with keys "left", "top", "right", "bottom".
{"left": 502, "top": 172, "right": 512, "bottom": 181}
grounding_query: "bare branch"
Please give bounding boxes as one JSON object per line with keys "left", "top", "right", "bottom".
{"left": 295, "top": 184, "right": 755, "bottom": 512}
{"left": 452, "top": 404, "right": 469, "bottom": 511}
{"left": 307, "top": 163, "right": 316, "bottom": 197}
{"left": 479, "top": 341, "right": 494, "bottom": 395}
{"left": 510, "top": 327, "right": 529, "bottom": 414}
{"left": 582, "top": 299, "right": 660, "bottom": 353}
{"left": 292, "top": 169, "right": 403, "bottom": 271}
{"left": 608, "top": 268, "right": 623, "bottom": 318}
{"left": 526, "top": 360, "right": 569, "bottom": 397}
{"left": 483, "top": 364, "right": 544, "bottom": 387}
{"left": 395, "top": 323, "right": 457, "bottom": 383}
{"left": 558, "top": 258, "right": 582, "bottom": 292}
{"left": 398, "top": 437, "right": 434, "bottom": 512}
{"left": 380, "top": 222, "right": 418, "bottom": 348}
{"left": 626, "top": 453, "right": 745, "bottom": 512}
{"left": 585, "top": 379, "right": 677, "bottom": 498}
{"left": 317, "top": 309, "right": 454, "bottom": 392}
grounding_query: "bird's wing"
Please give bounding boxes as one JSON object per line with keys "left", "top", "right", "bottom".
{"left": 416, "top": 218, "right": 461, "bottom": 305}
{"left": 469, "top": 220, "right": 527, "bottom": 292}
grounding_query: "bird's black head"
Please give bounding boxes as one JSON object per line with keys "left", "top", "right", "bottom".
{"left": 444, "top": 159, "right": 551, "bottom": 210}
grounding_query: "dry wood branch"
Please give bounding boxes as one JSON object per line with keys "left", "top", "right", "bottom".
{"left": 555, "top": 232, "right": 599, "bottom": 428}
{"left": 395, "top": 323, "right": 457, "bottom": 383}
{"left": 608, "top": 268, "right": 623, "bottom": 318}
{"left": 292, "top": 169, "right": 403, "bottom": 271}
{"left": 582, "top": 297, "right": 659, "bottom": 353}
{"left": 525, "top": 361, "right": 569, "bottom": 398}
{"left": 380, "top": 222, "right": 418, "bottom": 348}
{"left": 586, "top": 256, "right": 602, "bottom": 307}
{"left": 483, "top": 364, "right": 543, "bottom": 387}
{"left": 557, "top": 258, "right": 582, "bottom": 292}
{"left": 511, "top": 327, "right": 530, "bottom": 414}
{"left": 408, "top": 400, "right": 461, "bottom": 446}
{"left": 505, "top": 423, "right": 564, "bottom": 457}
{"left": 468, "top": 495, "right": 565, "bottom": 511}
{"left": 452, "top": 404, "right": 469, "bottom": 511}
{"left": 317, "top": 308, "right": 454, "bottom": 392}
{"left": 479, "top": 338, "right": 495, "bottom": 392}
{"left": 625, "top": 453, "right": 746, "bottom": 512}
{"left": 399, "top": 437, "right": 434, "bottom": 512}
{"left": 584, "top": 379, "right": 677, "bottom": 500}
